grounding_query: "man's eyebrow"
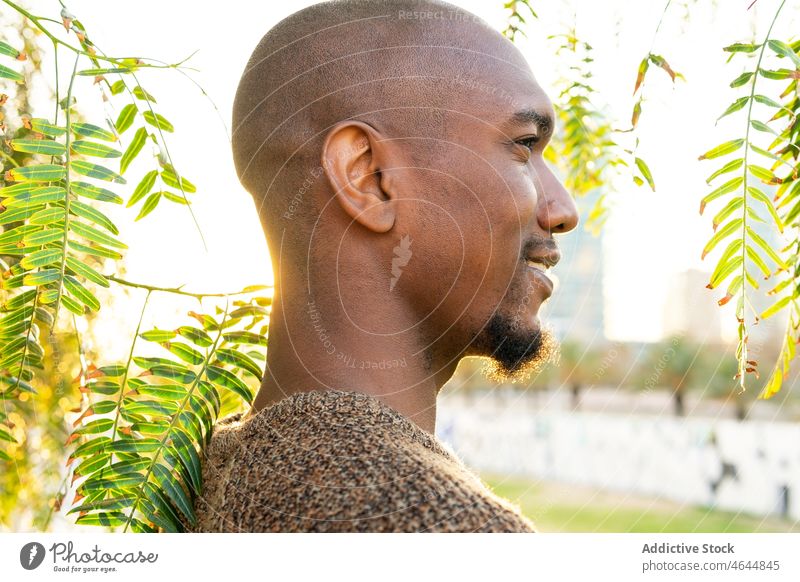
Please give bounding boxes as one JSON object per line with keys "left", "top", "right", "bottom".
{"left": 508, "top": 108, "right": 554, "bottom": 135}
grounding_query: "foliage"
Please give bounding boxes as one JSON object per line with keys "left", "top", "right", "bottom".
{"left": 0, "top": 2, "right": 270, "bottom": 531}
{"left": 543, "top": 32, "right": 636, "bottom": 233}
{"left": 698, "top": 0, "right": 798, "bottom": 397}
{"left": 502, "top": 0, "right": 537, "bottom": 42}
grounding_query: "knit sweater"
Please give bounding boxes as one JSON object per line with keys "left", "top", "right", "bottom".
{"left": 186, "top": 389, "right": 535, "bottom": 532}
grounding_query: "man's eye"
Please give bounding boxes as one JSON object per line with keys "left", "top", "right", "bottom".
{"left": 514, "top": 136, "right": 540, "bottom": 152}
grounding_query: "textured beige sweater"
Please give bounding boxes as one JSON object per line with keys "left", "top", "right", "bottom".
{"left": 187, "top": 389, "right": 535, "bottom": 532}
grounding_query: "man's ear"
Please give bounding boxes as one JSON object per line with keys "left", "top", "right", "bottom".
{"left": 321, "top": 121, "right": 396, "bottom": 233}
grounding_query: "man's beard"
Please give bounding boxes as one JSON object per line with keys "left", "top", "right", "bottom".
{"left": 473, "top": 311, "right": 559, "bottom": 383}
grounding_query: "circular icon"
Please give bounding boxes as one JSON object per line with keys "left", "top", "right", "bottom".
{"left": 19, "top": 542, "right": 46, "bottom": 570}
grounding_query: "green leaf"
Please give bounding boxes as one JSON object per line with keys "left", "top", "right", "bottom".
{"left": 205, "top": 365, "right": 253, "bottom": 403}
{"left": 62, "top": 294, "right": 85, "bottom": 315}
{"left": 20, "top": 248, "right": 62, "bottom": 269}
{"left": 634, "top": 157, "right": 655, "bottom": 191}
{"left": 753, "top": 94, "right": 783, "bottom": 109}
{"left": 746, "top": 245, "right": 771, "bottom": 278}
{"left": 135, "top": 192, "right": 161, "bottom": 221}
{"left": 160, "top": 167, "right": 196, "bottom": 193}
{"left": 115, "top": 104, "right": 137, "bottom": 134}
{"left": 0, "top": 288, "right": 36, "bottom": 310}
{"left": 74, "top": 418, "right": 114, "bottom": 435}
{"left": 750, "top": 119, "right": 778, "bottom": 135}
{"left": 120, "top": 127, "right": 148, "bottom": 174}
{"left": 761, "top": 295, "right": 792, "bottom": 319}
{"left": 160, "top": 341, "right": 205, "bottom": 365}
{"left": 71, "top": 181, "right": 123, "bottom": 204}
{"left": 68, "top": 497, "right": 135, "bottom": 515}
{"left": 72, "top": 123, "right": 117, "bottom": 142}
{"left": 147, "top": 363, "right": 196, "bottom": 384}
{"left": 106, "top": 438, "right": 161, "bottom": 454}
{"left": 700, "top": 177, "right": 743, "bottom": 213}
{"left": 9, "top": 139, "right": 66, "bottom": 156}
{"left": 72, "top": 453, "right": 112, "bottom": 477}
{"left": 729, "top": 71, "right": 754, "bottom": 88}
{"left": 723, "top": 43, "right": 761, "bottom": 53}
{"left": 0, "top": 63, "right": 24, "bottom": 83}
{"left": 77, "top": 67, "right": 134, "bottom": 76}
{"left": 215, "top": 348, "right": 262, "bottom": 380}
{"left": 746, "top": 186, "right": 783, "bottom": 232}
{"left": 71, "top": 140, "right": 122, "bottom": 159}
{"left": 0, "top": 206, "right": 39, "bottom": 226}
{"left": 66, "top": 256, "right": 109, "bottom": 287}
{"left": 128, "top": 170, "right": 158, "bottom": 207}
{"left": 29, "top": 119, "right": 66, "bottom": 137}
{"left": 708, "top": 255, "right": 742, "bottom": 290}
{"left": 747, "top": 226, "right": 787, "bottom": 269}
{"left": 152, "top": 463, "right": 195, "bottom": 525}
{"left": 759, "top": 68, "right": 795, "bottom": 81}
{"left": 75, "top": 512, "right": 128, "bottom": 527}
{"left": 716, "top": 96, "right": 749, "bottom": 121}
{"left": 130, "top": 421, "right": 168, "bottom": 436}
{"left": 767, "top": 40, "right": 800, "bottom": 68}
{"left": 71, "top": 160, "right": 126, "bottom": 184}
{"left": 69, "top": 200, "right": 120, "bottom": 234}
{"left": 70, "top": 220, "right": 127, "bottom": 249}
{"left": 142, "top": 111, "right": 174, "bottom": 133}
{"left": 133, "top": 86, "right": 157, "bottom": 102}
{"left": 68, "top": 240, "right": 123, "bottom": 261}
{"left": 3, "top": 186, "right": 66, "bottom": 207}
{"left": 64, "top": 275, "right": 101, "bottom": 311}
{"left": 748, "top": 165, "right": 778, "bottom": 183}
{"left": 6, "top": 164, "right": 66, "bottom": 182}
{"left": 712, "top": 196, "right": 743, "bottom": 230}
{"left": 228, "top": 305, "right": 270, "bottom": 319}
{"left": 0, "top": 41, "right": 23, "bottom": 59}
{"left": 702, "top": 218, "right": 742, "bottom": 259}
{"left": 99, "top": 365, "right": 127, "bottom": 377}
{"left": 222, "top": 331, "right": 268, "bottom": 346}
{"left": 162, "top": 191, "right": 191, "bottom": 205}
{"left": 29, "top": 206, "right": 66, "bottom": 225}
{"left": 177, "top": 326, "right": 213, "bottom": 347}
{"left": 0, "top": 182, "right": 40, "bottom": 196}
{"left": 136, "top": 383, "right": 187, "bottom": 400}
{"left": 170, "top": 428, "right": 202, "bottom": 493}
{"left": 68, "top": 437, "right": 111, "bottom": 461}
{"left": 142, "top": 482, "right": 184, "bottom": 532}
{"left": 22, "top": 269, "right": 61, "bottom": 287}
{"left": 698, "top": 139, "right": 745, "bottom": 161}
{"left": 110, "top": 80, "right": 126, "bottom": 95}
{"left": 140, "top": 329, "right": 177, "bottom": 342}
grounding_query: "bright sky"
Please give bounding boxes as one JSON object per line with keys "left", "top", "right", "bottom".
{"left": 13, "top": 0, "right": 799, "bottom": 351}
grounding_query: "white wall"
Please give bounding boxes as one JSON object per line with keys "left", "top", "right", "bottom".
{"left": 437, "top": 393, "right": 800, "bottom": 521}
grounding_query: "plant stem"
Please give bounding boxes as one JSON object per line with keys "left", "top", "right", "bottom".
{"left": 739, "top": 0, "right": 787, "bottom": 390}
{"left": 105, "top": 275, "right": 269, "bottom": 299}
{"left": 51, "top": 52, "right": 80, "bottom": 333}
{"left": 109, "top": 290, "right": 151, "bottom": 445}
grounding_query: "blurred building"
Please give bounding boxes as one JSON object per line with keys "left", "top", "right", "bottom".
{"left": 546, "top": 195, "right": 605, "bottom": 342}
{"left": 663, "top": 269, "right": 723, "bottom": 343}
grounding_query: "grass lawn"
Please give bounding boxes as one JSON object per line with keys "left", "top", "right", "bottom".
{"left": 482, "top": 474, "right": 799, "bottom": 533}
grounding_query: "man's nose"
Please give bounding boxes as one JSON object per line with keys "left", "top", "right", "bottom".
{"left": 534, "top": 163, "right": 579, "bottom": 234}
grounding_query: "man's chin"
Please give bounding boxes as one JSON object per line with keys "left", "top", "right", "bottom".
{"left": 472, "top": 312, "right": 559, "bottom": 383}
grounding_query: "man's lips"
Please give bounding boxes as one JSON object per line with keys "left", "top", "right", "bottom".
{"left": 523, "top": 249, "right": 560, "bottom": 295}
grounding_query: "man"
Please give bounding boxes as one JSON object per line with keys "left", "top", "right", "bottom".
{"left": 190, "top": 0, "right": 578, "bottom": 532}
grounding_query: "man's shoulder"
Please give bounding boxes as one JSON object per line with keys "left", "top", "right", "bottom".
{"left": 187, "top": 390, "right": 535, "bottom": 532}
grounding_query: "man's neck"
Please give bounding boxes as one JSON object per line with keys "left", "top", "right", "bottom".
{"left": 246, "top": 289, "right": 458, "bottom": 434}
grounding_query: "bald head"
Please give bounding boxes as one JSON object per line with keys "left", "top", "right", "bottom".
{"left": 232, "top": 0, "right": 529, "bottom": 232}
{"left": 235, "top": 0, "right": 577, "bottom": 384}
